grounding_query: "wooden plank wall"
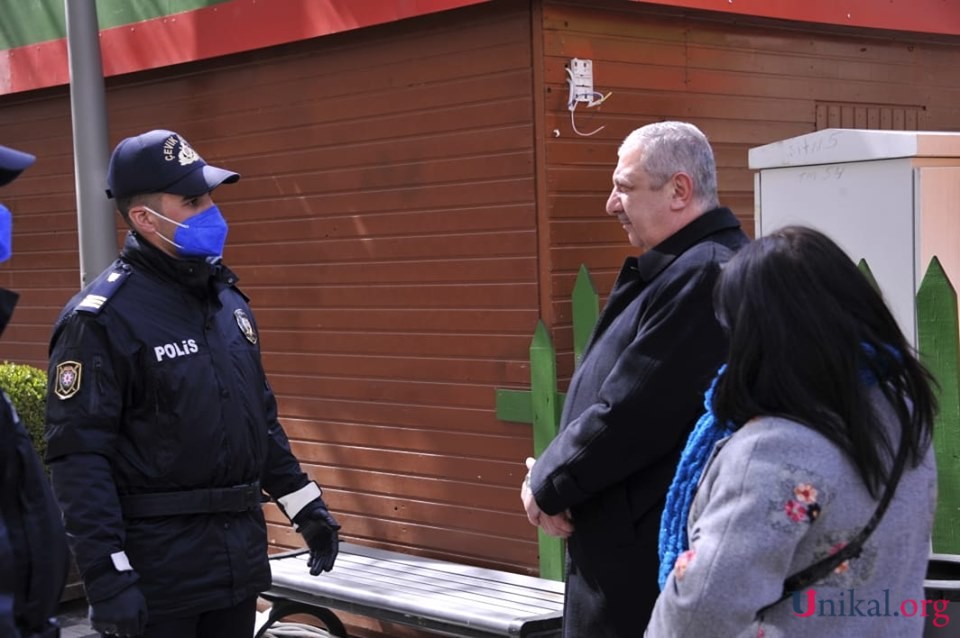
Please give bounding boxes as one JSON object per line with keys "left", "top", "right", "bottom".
{"left": 199, "top": 5, "right": 537, "bottom": 575}
{"left": 0, "top": 0, "right": 542, "bottom": 609}
{"left": 540, "top": 0, "right": 960, "bottom": 382}
{"left": 0, "top": 90, "right": 79, "bottom": 369}
{"left": 194, "top": 5, "right": 541, "bottom": 575}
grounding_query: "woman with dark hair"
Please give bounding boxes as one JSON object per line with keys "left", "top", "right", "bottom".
{"left": 647, "top": 225, "right": 939, "bottom": 637}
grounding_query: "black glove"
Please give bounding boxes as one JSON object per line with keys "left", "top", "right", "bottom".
{"left": 88, "top": 583, "right": 148, "bottom": 636}
{"left": 293, "top": 499, "right": 341, "bottom": 575}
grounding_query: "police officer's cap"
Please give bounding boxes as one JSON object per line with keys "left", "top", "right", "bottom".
{"left": 106, "top": 129, "right": 239, "bottom": 199}
{"left": 0, "top": 144, "right": 36, "bottom": 187}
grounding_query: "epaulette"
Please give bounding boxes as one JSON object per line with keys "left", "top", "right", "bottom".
{"left": 75, "top": 264, "right": 132, "bottom": 315}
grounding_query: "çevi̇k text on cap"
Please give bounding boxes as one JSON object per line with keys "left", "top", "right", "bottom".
{"left": 106, "top": 129, "right": 239, "bottom": 199}
{"left": 0, "top": 144, "right": 36, "bottom": 187}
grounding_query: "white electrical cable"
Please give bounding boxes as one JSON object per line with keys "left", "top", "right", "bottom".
{"left": 587, "top": 90, "right": 612, "bottom": 108}
{"left": 569, "top": 100, "right": 604, "bottom": 137}
{"left": 564, "top": 67, "right": 612, "bottom": 137}
{"left": 565, "top": 67, "right": 577, "bottom": 110}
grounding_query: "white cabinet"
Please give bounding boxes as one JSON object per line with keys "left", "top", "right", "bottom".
{"left": 749, "top": 128, "right": 960, "bottom": 343}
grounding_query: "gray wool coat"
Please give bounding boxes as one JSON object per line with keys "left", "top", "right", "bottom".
{"left": 646, "top": 397, "right": 937, "bottom": 638}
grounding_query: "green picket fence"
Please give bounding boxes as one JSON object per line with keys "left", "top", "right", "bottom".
{"left": 495, "top": 265, "right": 598, "bottom": 581}
{"left": 918, "top": 257, "right": 960, "bottom": 555}
{"left": 497, "top": 258, "right": 960, "bottom": 580}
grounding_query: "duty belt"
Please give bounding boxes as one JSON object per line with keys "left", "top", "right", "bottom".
{"left": 120, "top": 482, "right": 263, "bottom": 518}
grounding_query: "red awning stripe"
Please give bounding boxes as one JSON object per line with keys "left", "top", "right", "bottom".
{"left": 0, "top": 0, "right": 491, "bottom": 95}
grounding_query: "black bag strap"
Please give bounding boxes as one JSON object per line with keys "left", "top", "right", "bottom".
{"left": 757, "top": 433, "right": 910, "bottom": 618}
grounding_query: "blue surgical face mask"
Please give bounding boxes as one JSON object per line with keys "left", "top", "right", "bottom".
{"left": 144, "top": 204, "right": 229, "bottom": 258}
{"left": 0, "top": 204, "right": 12, "bottom": 263}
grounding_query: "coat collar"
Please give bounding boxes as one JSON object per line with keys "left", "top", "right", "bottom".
{"left": 630, "top": 207, "right": 742, "bottom": 283}
{"left": 120, "top": 231, "right": 239, "bottom": 295}
{"left": 584, "top": 207, "right": 742, "bottom": 355}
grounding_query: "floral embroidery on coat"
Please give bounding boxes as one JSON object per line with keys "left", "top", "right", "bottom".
{"left": 794, "top": 483, "right": 817, "bottom": 503}
{"left": 783, "top": 483, "right": 822, "bottom": 524}
{"left": 809, "top": 532, "right": 878, "bottom": 586}
{"left": 829, "top": 542, "right": 851, "bottom": 574}
{"left": 674, "top": 549, "right": 696, "bottom": 581}
{"left": 767, "top": 465, "right": 829, "bottom": 533}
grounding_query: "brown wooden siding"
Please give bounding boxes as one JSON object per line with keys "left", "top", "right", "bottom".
{"left": 540, "top": 0, "right": 960, "bottom": 382}
{"left": 0, "top": 1, "right": 543, "bottom": 625}
{"left": 177, "top": 4, "right": 539, "bottom": 573}
{"left": 815, "top": 101, "right": 923, "bottom": 131}
{"left": 0, "top": 89, "right": 79, "bottom": 369}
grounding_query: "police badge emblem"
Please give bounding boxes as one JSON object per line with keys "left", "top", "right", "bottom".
{"left": 54, "top": 361, "right": 82, "bottom": 400}
{"left": 234, "top": 308, "right": 258, "bottom": 344}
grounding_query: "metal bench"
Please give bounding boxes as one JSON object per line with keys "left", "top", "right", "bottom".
{"left": 256, "top": 543, "right": 565, "bottom": 637}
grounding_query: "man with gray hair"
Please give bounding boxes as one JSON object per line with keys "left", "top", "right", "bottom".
{"left": 521, "top": 121, "right": 749, "bottom": 636}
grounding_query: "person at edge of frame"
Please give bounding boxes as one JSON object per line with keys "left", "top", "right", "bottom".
{"left": 646, "top": 226, "right": 938, "bottom": 637}
{"left": 520, "top": 121, "right": 750, "bottom": 636}
{"left": 44, "top": 129, "right": 340, "bottom": 638}
{"left": 0, "top": 145, "right": 70, "bottom": 637}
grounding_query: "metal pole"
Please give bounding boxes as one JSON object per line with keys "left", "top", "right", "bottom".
{"left": 65, "top": 0, "right": 115, "bottom": 287}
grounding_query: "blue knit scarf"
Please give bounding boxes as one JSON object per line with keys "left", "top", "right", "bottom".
{"left": 657, "top": 345, "right": 899, "bottom": 589}
{"left": 657, "top": 365, "right": 733, "bottom": 589}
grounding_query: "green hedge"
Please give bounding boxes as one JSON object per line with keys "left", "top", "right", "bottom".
{"left": 0, "top": 361, "right": 48, "bottom": 459}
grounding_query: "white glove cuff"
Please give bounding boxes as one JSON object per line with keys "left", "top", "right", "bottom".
{"left": 278, "top": 481, "right": 323, "bottom": 520}
{"left": 110, "top": 551, "right": 133, "bottom": 572}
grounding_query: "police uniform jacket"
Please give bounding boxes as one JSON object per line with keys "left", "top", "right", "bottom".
{"left": 0, "top": 288, "right": 68, "bottom": 638}
{"left": 45, "top": 232, "right": 313, "bottom": 618}
{"left": 529, "top": 207, "right": 749, "bottom": 637}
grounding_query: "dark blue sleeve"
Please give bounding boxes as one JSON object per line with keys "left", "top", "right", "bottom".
{"left": 50, "top": 453, "right": 138, "bottom": 601}
{"left": 0, "top": 526, "right": 16, "bottom": 637}
{"left": 45, "top": 315, "right": 125, "bottom": 459}
{"left": 45, "top": 314, "right": 137, "bottom": 600}
{"left": 235, "top": 298, "right": 320, "bottom": 511}
{"left": 1, "top": 397, "right": 69, "bottom": 632}
{"left": 259, "top": 375, "right": 312, "bottom": 501}
{"left": 0, "top": 425, "right": 19, "bottom": 637}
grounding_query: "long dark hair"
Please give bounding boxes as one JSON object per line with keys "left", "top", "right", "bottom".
{"left": 712, "top": 225, "right": 936, "bottom": 497}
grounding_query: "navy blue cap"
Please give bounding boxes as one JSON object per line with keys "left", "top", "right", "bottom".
{"left": 106, "top": 129, "right": 239, "bottom": 199}
{"left": 0, "top": 144, "right": 36, "bottom": 187}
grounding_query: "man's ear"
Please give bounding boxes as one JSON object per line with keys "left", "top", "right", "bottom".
{"left": 127, "top": 205, "right": 158, "bottom": 235}
{"left": 669, "top": 172, "right": 694, "bottom": 210}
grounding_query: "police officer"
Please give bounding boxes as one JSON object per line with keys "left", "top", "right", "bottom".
{"left": 0, "top": 144, "right": 69, "bottom": 637}
{"left": 44, "top": 129, "right": 340, "bottom": 638}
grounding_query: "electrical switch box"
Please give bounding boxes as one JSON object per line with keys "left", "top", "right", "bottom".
{"left": 569, "top": 58, "right": 594, "bottom": 104}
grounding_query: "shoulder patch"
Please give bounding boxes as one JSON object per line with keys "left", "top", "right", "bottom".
{"left": 75, "top": 267, "right": 131, "bottom": 315}
{"left": 234, "top": 308, "right": 258, "bottom": 344}
{"left": 54, "top": 361, "right": 82, "bottom": 400}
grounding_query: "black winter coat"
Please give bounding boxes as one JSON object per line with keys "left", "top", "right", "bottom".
{"left": 530, "top": 208, "right": 749, "bottom": 637}
{"left": 45, "top": 233, "right": 311, "bottom": 618}
{"left": 0, "top": 288, "right": 68, "bottom": 637}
